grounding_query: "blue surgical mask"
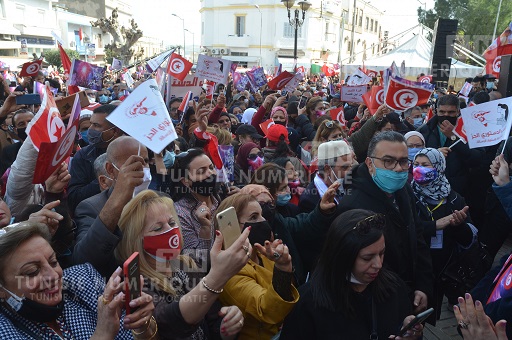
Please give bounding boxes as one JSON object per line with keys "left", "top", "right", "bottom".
{"left": 408, "top": 147, "right": 422, "bottom": 161}
{"left": 80, "top": 131, "right": 89, "bottom": 144}
{"left": 486, "top": 82, "right": 494, "bottom": 90}
{"left": 99, "top": 94, "right": 109, "bottom": 104}
{"left": 163, "top": 150, "right": 176, "bottom": 168}
{"left": 412, "top": 117, "right": 424, "bottom": 128}
{"left": 276, "top": 193, "right": 291, "bottom": 206}
{"left": 433, "top": 93, "right": 438, "bottom": 99}
{"left": 371, "top": 160, "right": 408, "bottom": 194}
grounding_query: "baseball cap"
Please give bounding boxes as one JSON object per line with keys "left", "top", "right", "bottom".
{"left": 235, "top": 124, "right": 263, "bottom": 140}
{"left": 266, "top": 124, "right": 289, "bottom": 144}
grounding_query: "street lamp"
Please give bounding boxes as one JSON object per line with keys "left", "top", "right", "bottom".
{"left": 254, "top": 4, "right": 262, "bottom": 64}
{"left": 172, "top": 13, "right": 186, "bottom": 57}
{"left": 281, "top": 0, "right": 311, "bottom": 72}
{"left": 184, "top": 29, "right": 195, "bottom": 64}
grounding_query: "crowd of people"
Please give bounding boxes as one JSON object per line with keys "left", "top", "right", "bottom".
{"left": 0, "top": 64, "right": 510, "bottom": 340}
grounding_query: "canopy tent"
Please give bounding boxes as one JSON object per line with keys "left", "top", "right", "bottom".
{"left": 342, "top": 34, "right": 483, "bottom": 83}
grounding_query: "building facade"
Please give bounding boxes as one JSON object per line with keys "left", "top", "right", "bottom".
{"left": 200, "top": 0, "right": 385, "bottom": 73}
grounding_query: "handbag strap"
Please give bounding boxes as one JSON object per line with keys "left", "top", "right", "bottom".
{"left": 370, "top": 297, "right": 378, "bottom": 340}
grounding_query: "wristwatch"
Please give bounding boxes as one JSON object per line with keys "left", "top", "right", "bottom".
{"left": 450, "top": 135, "right": 457, "bottom": 141}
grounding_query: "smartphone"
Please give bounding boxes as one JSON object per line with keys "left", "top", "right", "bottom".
{"left": 397, "top": 308, "right": 434, "bottom": 336}
{"left": 281, "top": 89, "right": 288, "bottom": 96}
{"left": 299, "top": 95, "right": 308, "bottom": 109}
{"left": 9, "top": 81, "right": 16, "bottom": 88}
{"left": 123, "top": 252, "right": 141, "bottom": 314}
{"left": 216, "top": 206, "right": 241, "bottom": 249}
{"left": 15, "top": 94, "right": 41, "bottom": 105}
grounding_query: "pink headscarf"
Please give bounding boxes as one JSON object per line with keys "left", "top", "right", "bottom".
{"left": 239, "top": 184, "right": 273, "bottom": 201}
{"left": 270, "top": 106, "right": 288, "bottom": 125}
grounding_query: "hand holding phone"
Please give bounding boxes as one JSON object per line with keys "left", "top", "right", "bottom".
{"left": 397, "top": 308, "right": 433, "bottom": 337}
{"left": 123, "top": 252, "right": 141, "bottom": 314}
{"left": 216, "top": 207, "right": 241, "bottom": 249}
{"left": 298, "top": 95, "right": 308, "bottom": 109}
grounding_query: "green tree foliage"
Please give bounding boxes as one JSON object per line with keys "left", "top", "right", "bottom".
{"left": 43, "top": 48, "right": 80, "bottom": 68}
{"left": 418, "top": 0, "right": 512, "bottom": 53}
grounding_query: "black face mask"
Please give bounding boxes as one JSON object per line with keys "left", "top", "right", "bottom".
{"left": 260, "top": 202, "right": 276, "bottom": 225}
{"left": 243, "top": 220, "right": 272, "bottom": 246}
{"left": 437, "top": 115, "right": 458, "bottom": 126}
{"left": 274, "top": 121, "right": 287, "bottom": 126}
{"left": 190, "top": 174, "right": 217, "bottom": 197}
{"left": 5, "top": 290, "right": 64, "bottom": 323}
{"left": 16, "top": 127, "right": 27, "bottom": 141}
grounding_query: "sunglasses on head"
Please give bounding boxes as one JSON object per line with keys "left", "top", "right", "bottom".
{"left": 247, "top": 152, "right": 264, "bottom": 160}
{"left": 352, "top": 214, "right": 386, "bottom": 234}
{"left": 324, "top": 120, "right": 340, "bottom": 129}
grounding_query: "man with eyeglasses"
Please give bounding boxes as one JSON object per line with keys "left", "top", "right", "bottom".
{"left": 337, "top": 131, "right": 433, "bottom": 315}
{"left": 168, "top": 97, "right": 182, "bottom": 124}
{"left": 299, "top": 140, "right": 353, "bottom": 213}
{"left": 417, "top": 94, "right": 484, "bottom": 198}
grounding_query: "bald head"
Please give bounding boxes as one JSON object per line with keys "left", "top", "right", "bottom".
{"left": 489, "top": 91, "right": 503, "bottom": 101}
{"left": 106, "top": 136, "right": 149, "bottom": 167}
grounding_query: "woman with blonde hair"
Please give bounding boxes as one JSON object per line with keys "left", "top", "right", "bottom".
{"left": 116, "top": 190, "right": 251, "bottom": 340}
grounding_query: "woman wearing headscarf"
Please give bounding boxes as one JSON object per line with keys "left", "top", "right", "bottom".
{"left": 410, "top": 147, "right": 474, "bottom": 320}
{"left": 234, "top": 142, "right": 263, "bottom": 186}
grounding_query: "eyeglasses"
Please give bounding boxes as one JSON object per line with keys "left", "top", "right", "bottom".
{"left": 407, "top": 144, "right": 424, "bottom": 149}
{"left": 247, "top": 152, "right": 264, "bottom": 160}
{"left": 353, "top": 214, "right": 386, "bottom": 234}
{"left": 370, "top": 156, "right": 411, "bottom": 170}
{"left": 324, "top": 120, "right": 340, "bottom": 129}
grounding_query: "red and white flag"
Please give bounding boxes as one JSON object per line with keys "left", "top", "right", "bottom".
{"left": 58, "top": 43, "right": 72, "bottom": 77}
{"left": 32, "top": 95, "right": 80, "bottom": 184}
{"left": 267, "top": 71, "right": 293, "bottom": 90}
{"left": 418, "top": 75, "right": 433, "bottom": 84}
{"left": 360, "top": 67, "right": 378, "bottom": 78}
{"left": 296, "top": 66, "right": 306, "bottom": 74}
{"left": 459, "top": 82, "right": 473, "bottom": 97}
{"left": 453, "top": 117, "right": 468, "bottom": 143}
{"left": 321, "top": 64, "right": 335, "bottom": 76}
{"left": 484, "top": 22, "right": 512, "bottom": 78}
{"left": 20, "top": 59, "right": 43, "bottom": 77}
{"left": 385, "top": 75, "right": 434, "bottom": 111}
{"left": 368, "top": 86, "right": 384, "bottom": 115}
{"left": 26, "top": 83, "right": 65, "bottom": 151}
{"left": 259, "top": 119, "right": 275, "bottom": 136}
{"left": 178, "top": 91, "right": 193, "bottom": 113}
{"left": 166, "top": 53, "right": 193, "bottom": 81}
{"left": 205, "top": 81, "right": 215, "bottom": 100}
{"left": 330, "top": 107, "right": 347, "bottom": 127}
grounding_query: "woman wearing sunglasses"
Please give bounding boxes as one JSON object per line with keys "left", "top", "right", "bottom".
{"left": 281, "top": 209, "right": 422, "bottom": 339}
{"left": 234, "top": 142, "right": 263, "bottom": 186}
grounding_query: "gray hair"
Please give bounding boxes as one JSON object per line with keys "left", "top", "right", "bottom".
{"left": 367, "top": 131, "right": 406, "bottom": 157}
{"left": 94, "top": 153, "right": 108, "bottom": 178}
{"left": 404, "top": 106, "right": 421, "bottom": 117}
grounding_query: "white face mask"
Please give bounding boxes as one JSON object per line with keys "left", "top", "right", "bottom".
{"left": 349, "top": 273, "right": 368, "bottom": 285}
{"left": 133, "top": 167, "right": 152, "bottom": 197}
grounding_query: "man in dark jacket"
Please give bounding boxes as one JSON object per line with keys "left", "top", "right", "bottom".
{"left": 67, "top": 104, "right": 122, "bottom": 213}
{"left": 417, "top": 95, "right": 484, "bottom": 198}
{"left": 338, "top": 131, "right": 433, "bottom": 314}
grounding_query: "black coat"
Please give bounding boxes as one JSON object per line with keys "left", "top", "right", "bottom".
{"left": 337, "top": 163, "right": 433, "bottom": 298}
{"left": 0, "top": 141, "right": 21, "bottom": 176}
{"left": 298, "top": 180, "right": 320, "bottom": 213}
{"left": 417, "top": 116, "right": 485, "bottom": 197}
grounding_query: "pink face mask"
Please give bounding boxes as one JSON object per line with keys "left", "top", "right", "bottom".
{"left": 247, "top": 156, "right": 264, "bottom": 171}
{"left": 315, "top": 110, "right": 326, "bottom": 117}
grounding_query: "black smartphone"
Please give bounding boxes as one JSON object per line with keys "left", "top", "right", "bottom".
{"left": 15, "top": 94, "right": 41, "bottom": 105}
{"left": 298, "top": 95, "right": 308, "bottom": 109}
{"left": 123, "top": 252, "right": 141, "bottom": 314}
{"left": 9, "top": 81, "right": 16, "bottom": 88}
{"left": 397, "top": 308, "right": 434, "bottom": 337}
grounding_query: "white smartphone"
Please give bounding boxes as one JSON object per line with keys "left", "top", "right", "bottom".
{"left": 216, "top": 207, "right": 241, "bottom": 249}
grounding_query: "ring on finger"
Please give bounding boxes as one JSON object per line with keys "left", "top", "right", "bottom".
{"left": 238, "top": 320, "right": 244, "bottom": 327}
{"left": 246, "top": 251, "right": 250, "bottom": 258}
{"left": 242, "top": 245, "right": 249, "bottom": 252}
{"left": 458, "top": 320, "right": 469, "bottom": 330}
{"left": 101, "top": 295, "right": 110, "bottom": 305}
{"left": 273, "top": 251, "right": 281, "bottom": 259}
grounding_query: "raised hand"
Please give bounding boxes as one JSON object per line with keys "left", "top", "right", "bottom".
{"left": 254, "top": 239, "right": 292, "bottom": 272}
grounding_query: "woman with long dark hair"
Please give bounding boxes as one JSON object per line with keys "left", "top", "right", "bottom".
{"left": 281, "top": 209, "right": 422, "bottom": 339}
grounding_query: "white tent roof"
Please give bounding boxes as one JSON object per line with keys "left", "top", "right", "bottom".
{"left": 343, "top": 34, "right": 483, "bottom": 78}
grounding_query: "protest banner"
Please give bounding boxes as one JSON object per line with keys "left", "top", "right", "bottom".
{"left": 33, "top": 95, "right": 80, "bottom": 184}
{"left": 169, "top": 75, "right": 204, "bottom": 100}
{"left": 146, "top": 50, "right": 173, "bottom": 73}
{"left": 107, "top": 79, "right": 178, "bottom": 154}
{"left": 67, "top": 59, "right": 106, "bottom": 91}
{"left": 218, "top": 145, "right": 235, "bottom": 182}
{"left": 346, "top": 68, "right": 371, "bottom": 86}
{"left": 341, "top": 85, "right": 367, "bottom": 103}
{"left": 56, "top": 91, "right": 90, "bottom": 119}
{"left": 284, "top": 72, "right": 304, "bottom": 93}
{"left": 112, "top": 58, "right": 123, "bottom": 70}
{"left": 246, "top": 67, "right": 267, "bottom": 87}
{"left": 122, "top": 72, "right": 135, "bottom": 88}
{"left": 460, "top": 97, "right": 512, "bottom": 149}
{"left": 196, "top": 54, "right": 232, "bottom": 84}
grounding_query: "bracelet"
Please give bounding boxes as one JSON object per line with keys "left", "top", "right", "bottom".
{"left": 132, "top": 315, "right": 154, "bottom": 336}
{"left": 132, "top": 316, "right": 158, "bottom": 340}
{"left": 202, "top": 277, "right": 223, "bottom": 294}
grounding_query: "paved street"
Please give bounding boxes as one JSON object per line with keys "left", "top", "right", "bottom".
{"left": 424, "top": 236, "right": 512, "bottom": 339}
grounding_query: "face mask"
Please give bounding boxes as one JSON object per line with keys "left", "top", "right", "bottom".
{"left": 437, "top": 115, "right": 458, "bottom": 126}
{"left": 190, "top": 174, "right": 217, "bottom": 197}
{"left": 3, "top": 286, "right": 64, "bottom": 323}
{"left": 80, "top": 131, "right": 89, "bottom": 144}
{"left": 163, "top": 150, "right": 176, "bottom": 168}
{"left": 133, "top": 167, "right": 152, "bottom": 197}
{"left": 260, "top": 202, "right": 276, "bottom": 225}
{"left": 413, "top": 117, "right": 424, "bottom": 128}
{"left": 288, "top": 179, "right": 300, "bottom": 189}
{"left": 349, "top": 273, "right": 369, "bottom": 285}
{"left": 87, "top": 126, "right": 115, "bottom": 146}
{"left": 315, "top": 110, "right": 326, "bottom": 117}
{"left": 276, "top": 193, "right": 291, "bottom": 206}
{"left": 171, "top": 118, "right": 180, "bottom": 126}
{"left": 243, "top": 220, "right": 272, "bottom": 246}
{"left": 433, "top": 93, "right": 438, "bottom": 99}
{"left": 274, "top": 120, "right": 286, "bottom": 126}
{"left": 88, "top": 96, "right": 96, "bottom": 104}
{"left": 408, "top": 147, "right": 422, "bottom": 161}
{"left": 16, "top": 127, "right": 27, "bottom": 141}
{"left": 99, "top": 95, "right": 109, "bottom": 104}
{"left": 247, "top": 156, "right": 264, "bottom": 171}
{"left": 413, "top": 166, "right": 439, "bottom": 185}
{"left": 371, "top": 160, "right": 408, "bottom": 194}
{"left": 143, "top": 227, "right": 181, "bottom": 261}
{"left": 486, "top": 82, "right": 494, "bottom": 90}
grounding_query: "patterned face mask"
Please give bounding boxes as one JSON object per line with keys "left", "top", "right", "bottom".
{"left": 413, "top": 166, "right": 438, "bottom": 185}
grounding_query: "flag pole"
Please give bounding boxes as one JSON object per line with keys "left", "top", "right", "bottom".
{"left": 500, "top": 137, "right": 509, "bottom": 154}
{"left": 448, "top": 139, "right": 462, "bottom": 150}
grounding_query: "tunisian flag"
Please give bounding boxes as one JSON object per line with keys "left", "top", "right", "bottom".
{"left": 330, "top": 107, "right": 347, "bottom": 127}
{"left": 362, "top": 86, "right": 384, "bottom": 115}
{"left": 321, "top": 64, "right": 335, "bottom": 76}
{"left": 267, "top": 71, "right": 293, "bottom": 90}
{"left": 58, "top": 43, "right": 72, "bottom": 77}
{"left": 385, "top": 75, "right": 434, "bottom": 111}
{"left": 166, "top": 53, "right": 193, "bottom": 81}
{"left": 26, "top": 83, "right": 65, "bottom": 151}
{"left": 484, "top": 22, "right": 512, "bottom": 78}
